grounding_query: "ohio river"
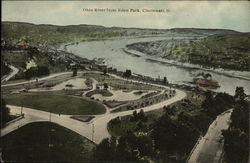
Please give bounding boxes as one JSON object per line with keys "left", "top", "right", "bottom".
{"left": 65, "top": 36, "right": 250, "bottom": 95}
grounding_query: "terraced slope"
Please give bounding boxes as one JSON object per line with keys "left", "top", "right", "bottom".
{"left": 127, "top": 33, "right": 250, "bottom": 71}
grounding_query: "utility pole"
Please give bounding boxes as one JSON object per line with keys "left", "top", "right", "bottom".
{"left": 49, "top": 112, "right": 51, "bottom": 122}
{"left": 92, "top": 123, "right": 94, "bottom": 142}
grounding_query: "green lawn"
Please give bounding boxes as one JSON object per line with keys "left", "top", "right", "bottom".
{"left": 108, "top": 116, "right": 138, "bottom": 137}
{"left": 1, "top": 122, "right": 94, "bottom": 162}
{"left": 85, "top": 73, "right": 159, "bottom": 91}
{"left": 108, "top": 114, "right": 159, "bottom": 137}
{"left": 3, "top": 93, "right": 106, "bottom": 115}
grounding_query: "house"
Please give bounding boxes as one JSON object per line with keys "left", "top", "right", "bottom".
{"left": 194, "top": 78, "right": 219, "bottom": 88}
{"left": 17, "top": 41, "right": 29, "bottom": 49}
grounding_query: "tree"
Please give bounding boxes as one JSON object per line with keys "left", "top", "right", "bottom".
{"left": 1, "top": 54, "right": 11, "bottom": 78}
{"left": 72, "top": 68, "right": 77, "bottom": 76}
{"left": 202, "top": 92, "right": 234, "bottom": 117}
{"left": 163, "top": 77, "right": 168, "bottom": 85}
{"left": 231, "top": 100, "right": 249, "bottom": 133}
{"left": 223, "top": 128, "right": 249, "bottom": 163}
{"left": 37, "top": 66, "right": 50, "bottom": 76}
{"left": 27, "top": 47, "right": 39, "bottom": 58}
{"left": 133, "top": 135, "right": 153, "bottom": 156}
{"left": 202, "top": 91, "right": 214, "bottom": 115}
{"left": 123, "top": 69, "right": 132, "bottom": 78}
{"left": 164, "top": 106, "right": 175, "bottom": 116}
{"left": 93, "top": 138, "right": 115, "bottom": 161}
{"left": 152, "top": 113, "right": 198, "bottom": 153}
{"left": 24, "top": 67, "right": 37, "bottom": 79}
{"left": 103, "top": 68, "right": 107, "bottom": 75}
{"left": 104, "top": 83, "right": 109, "bottom": 90}
{"left": 93, "top": 135, "right": 140, "bottom": 162}
{"left": 24, "top": 66, "right": 50, "bottom": 79}
{"left": 138, "top": 109, "right": 147, "bottom": 122}
{"left": 234, "top": 87, "right": 246, "bottom": 102}
{"left": 130, "top": 110, "right": 138, "bottom": 121}
{"left": 110, "top": 117, "right": 120, "bottom": 125}
{"left": 1, "top": 99, "right": 10, "bottom": 127}
{"left": 222, "top": 87, "right": 249, "bottom": 163}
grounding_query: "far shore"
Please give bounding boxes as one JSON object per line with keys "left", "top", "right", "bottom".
{"left": 123, "top": 47, "right": 250, "bottom": 81}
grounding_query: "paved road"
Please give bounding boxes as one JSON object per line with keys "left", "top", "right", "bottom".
{"left": 1, "top": 71, "right": 71, "bottom": 87}
{"left": 1, "top": 71, "right": 186, "bottom": 144}
{"left": 91, "top": 89, "right": 186, "bottom": 143}
{"left": 187, "top": 109, "right": 232, "bottom": 163}
{"left": 1, "top": 65, "right": 19, "bottom": 83}
{"left": 1, "top": 105, "right": 92, "bottom": 140}
{"left": 2, "top": 88, "right": 185, "bottom": 144}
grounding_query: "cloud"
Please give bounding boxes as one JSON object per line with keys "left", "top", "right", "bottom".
{"left": 2, "top": 1, "right": 250, "bottom": 32}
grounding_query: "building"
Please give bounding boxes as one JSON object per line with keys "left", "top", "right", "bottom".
{"left": 16, "top": 41, "right": 29, "bottom": 49}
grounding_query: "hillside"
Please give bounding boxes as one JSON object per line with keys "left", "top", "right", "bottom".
{"left": 169, "top": 28, "right": 238, "bottom": 36}
{"left": 1, "top": 22, "right": 239, "bottom": 46}
{"left": 126, "top": 33, "right": 250, "bottom": 71}
{"left": 1, "top": 22, "right": 166, "bottom": 46}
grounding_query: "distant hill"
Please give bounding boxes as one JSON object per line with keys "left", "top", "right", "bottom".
{"left": 127, "top": 33, "right": 250, "bottom": 71}
{"left": 1, "top": 21, "right": 167, "bottom": 46}
{"left": 1, "top": 21, "right": 239, "bottom": 46}
{"left": 1, "top": 22, "right": 122, "bottom": 46}
{"left": 169, "top": 28, "right": 239, "bottom": 36}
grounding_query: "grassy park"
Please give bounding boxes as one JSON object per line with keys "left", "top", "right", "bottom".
{"left": 1, "top": 122, "right": 94, "bottom": 162}
{"left": 108, "top": 91, "right": 208, "bottom": 137}
{"left": 3, "top": 93, "right": 106, "bottom": 115}
{"left": 85, "top": 73, "right": 159, "bottom": 91}
{"left": 104, "top": 90, "right": 215, "bottom": 162}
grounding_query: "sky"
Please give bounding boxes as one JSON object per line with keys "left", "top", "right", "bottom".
{"left": 2, "top": 1, "right": 250, "bottom": 32}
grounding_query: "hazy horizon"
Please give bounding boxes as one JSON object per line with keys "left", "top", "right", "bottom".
{"left": 3, "top": 20, "right": 246, "bottom": 32}
{"left": 2, "top": 1, "right": 250, "bottom": 32}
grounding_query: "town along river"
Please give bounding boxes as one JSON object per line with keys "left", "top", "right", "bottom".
{"left": 63, "top": 36, "right": 250, "bottom": 95}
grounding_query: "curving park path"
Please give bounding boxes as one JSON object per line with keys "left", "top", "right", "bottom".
{"left": 1, "top": 65, "right": 19, "bottom": 83}
{"left": 1, "top": 71, "right": 186, "bottom": 144}
{"left": 187, "top": 109, "right": 233, "bottom": 163}
{"left": 91, "top": 88, "right": 185, "bottom": 143}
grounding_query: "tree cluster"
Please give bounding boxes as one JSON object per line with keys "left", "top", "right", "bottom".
{"left": 222, "top": 87, "right": 249, "bottom": 163}
{"left": 1, "top": 99, "right": 10, "bottom": 127}
{"left": 93, "top": 133, "right": 153, "bottom": 162}
{"left": 130, "top": 109, "right": 147, "bottom": 122}
{"left": 202, "top": 91, "right": 234, "bottom": 117}
{"left": 123, "top": 69, "right": 132, "bottom": 78}
{"left": 152, "top": 114, "right": 198, "bottom": 155}
{"left": 24, "top": 66, "right": 50, "bottom": 79}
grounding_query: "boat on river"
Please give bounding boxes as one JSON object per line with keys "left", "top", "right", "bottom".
{"left": 193, "top": 78, "right": 220, "bottom": 88}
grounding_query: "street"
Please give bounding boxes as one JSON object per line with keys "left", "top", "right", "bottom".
{"left": 187, "top": 109, "right": 232, "bottom": 163}
{"left": 1, "top": 71, "right": 186, "bottom": 144}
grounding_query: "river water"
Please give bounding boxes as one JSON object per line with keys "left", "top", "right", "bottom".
{"left": 64, "top": 36, "right": 250, "bottom": 95}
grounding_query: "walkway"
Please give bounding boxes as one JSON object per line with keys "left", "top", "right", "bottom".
{"left": 187, "top": 109, "right": 232, "bottom": 163}
{"left": 1, "top": 71, "right": 186, "bottom": 144}
{"left": 1, "top": 65, "right": 19, "bottom": 83}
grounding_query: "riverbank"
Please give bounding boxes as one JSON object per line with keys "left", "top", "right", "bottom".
{"left": 3, "top": 36, "right": 249, "bottom": 96}
{"left": 125, "top": 33, "right": 250, "bottom": 71}
{"left": 124, "top": 47, "right": 250, "bottom": 81}
{"left": 61, "top": 36, "right": 250, "bottom": 95}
